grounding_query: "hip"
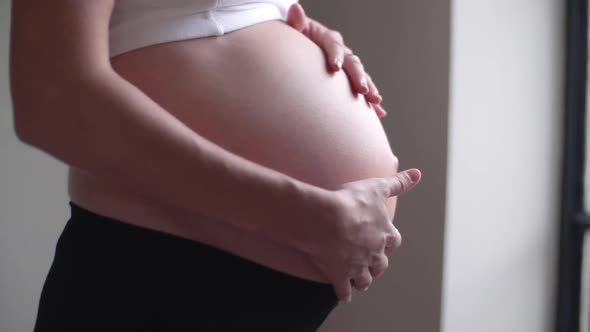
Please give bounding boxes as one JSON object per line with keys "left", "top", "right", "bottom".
{"left": 34, "top": 201, "right": 338, "bottom": 332}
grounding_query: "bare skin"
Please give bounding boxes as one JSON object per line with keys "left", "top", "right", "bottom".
{"left": 10, "top": 1, "right": 421, "bottom": 303}
{"left": 69, "top": 17, "right": 398, "bottom": 280}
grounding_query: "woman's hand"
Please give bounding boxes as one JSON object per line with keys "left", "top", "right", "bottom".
{"left": 286, "top": 3, "right": 387, "bottom": 119}
{"left": 300, "top": 169, "right": 421, "bottom": 303}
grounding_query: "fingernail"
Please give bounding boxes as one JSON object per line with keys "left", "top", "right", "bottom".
{"left": 335, "top": 57, "right": 343, "bottom": 70}
{"left": 401, "top": 171, "right": 413, "bottom": 185}
{"left": 361, "top": 78, "right": 368, "bottom": 90}
{"left": 404, "top": 170, "right": 420, "bottom": 183}
{"left": 361, "top": 286, "right": 369, "bottom": 292}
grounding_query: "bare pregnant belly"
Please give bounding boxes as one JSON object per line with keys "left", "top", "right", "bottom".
{"left": 68, "top": 20, "right": 399, "bottom": 283}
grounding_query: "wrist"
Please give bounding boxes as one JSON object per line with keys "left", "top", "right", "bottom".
{"left": 280, "top": 179, "right": 342, "bottom": 253}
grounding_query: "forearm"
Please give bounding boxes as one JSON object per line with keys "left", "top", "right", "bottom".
{"left": 12, "top": 68, "right": 328, "bottom": 246}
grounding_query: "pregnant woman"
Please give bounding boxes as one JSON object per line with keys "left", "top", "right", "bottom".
{"left": 10, "top": 1, "right": 421, "bottom": 331}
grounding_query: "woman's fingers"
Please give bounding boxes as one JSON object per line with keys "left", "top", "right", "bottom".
{"left": 328, "top": 40, "right": 346, "bottom": 72}
{"left": 351, "top": 268, "right": 374, "bottom": 292}
{"left": 309, "top": 254, "right": 355, "bottom": 303}
{"left": 287, "top": 4, "right": 343, "bottom": 72}
{"left": 384, "top": 227, "right": 402, "bottom": 254}
{"left": 335, "top": 278, "right": 354, "bottom": 303}
{"left": 341, "top": 56, "right": 382, "bottom": 107}
{"left": 286, "top": 3, "right": 386, "bottom": 114}
{"left": 369, "top": 253, "right": 389, "bottom": 279}
{"left": 363, "top": 74, "right": 387, "bottom": 119}
{"left": 286, "top": 3, "right": 307, "bottom": 32}
{"left": 365, "top": 74, "right": 383, "bottom": 104}
{"left": 342, "top": 54, "right": 369, "bottom": 94}
{"left": 372, "top": 102, "right": 388, "bottom": 119}
{"left": 370, "top": 230, "right": 400, "bottom": 279}
{"left": 316, "top": 28, "right": 348, "bottom": 72}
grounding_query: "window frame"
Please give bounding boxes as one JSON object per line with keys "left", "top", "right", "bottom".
{"left": 556, "top": 0, "right": 589, "bottom": 331}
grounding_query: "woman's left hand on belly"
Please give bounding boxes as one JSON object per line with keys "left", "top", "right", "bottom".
{"left": 286, "top": 3, "right": 387, "bottom": 119}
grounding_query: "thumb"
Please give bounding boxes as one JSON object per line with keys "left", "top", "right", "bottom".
{"left": 383, "top": 169, "right": 421, "bottom": 197}
{"left": 286, "top": 3, "right": 307, "bottom": 32}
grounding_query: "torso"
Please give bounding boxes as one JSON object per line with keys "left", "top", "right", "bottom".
{"left": 68, "top": 20, "right": 398, "bottom": 283}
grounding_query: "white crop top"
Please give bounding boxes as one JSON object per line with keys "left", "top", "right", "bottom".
{"left": 109, "top": 0, "right": 298, "bottom": 58}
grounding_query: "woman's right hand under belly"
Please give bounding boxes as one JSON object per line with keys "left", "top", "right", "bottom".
{"left": 76, "top": 19, "right": 400, "bottom": 284}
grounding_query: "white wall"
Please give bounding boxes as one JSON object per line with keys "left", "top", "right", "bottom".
{"left": 441, "top": 1, "right": 564, "bottom": 331}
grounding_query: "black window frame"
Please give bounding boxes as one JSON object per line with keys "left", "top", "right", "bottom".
{"left": 556, "top": 0, "right": 589, "bottom": 331}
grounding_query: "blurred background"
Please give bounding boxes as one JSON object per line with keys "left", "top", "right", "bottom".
{"left": 0, "top": 0, "right": 581, "bottom": 331}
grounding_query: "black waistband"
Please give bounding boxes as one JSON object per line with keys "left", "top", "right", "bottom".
{"left": 65, "top": 200, "right": 209, "bottom": 255}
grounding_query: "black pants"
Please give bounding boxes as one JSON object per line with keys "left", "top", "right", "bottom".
{"left": 33, "top": 202, "right": 338, "bottom": 332}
